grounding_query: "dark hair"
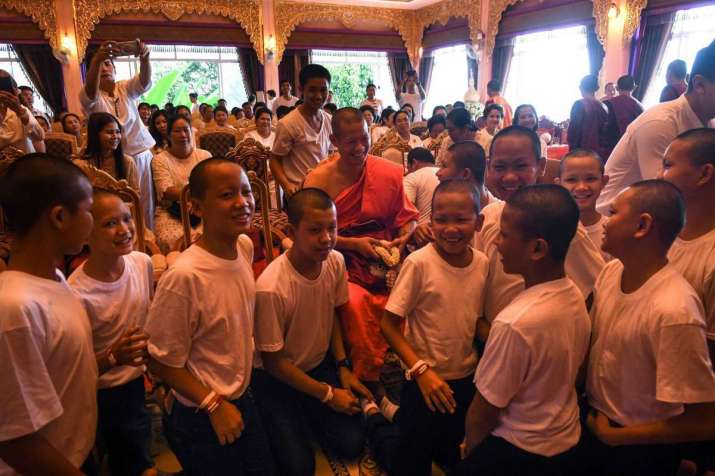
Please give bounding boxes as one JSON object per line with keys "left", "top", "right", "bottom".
{"left": 138, "top": 102, "right": 150, "bottom": 110}
{"left": 279, "top": 80, "right": 291, "bottom": 86}
{"left": 18, "top": 85, "right": 32, "bottom": 93}
{"left": 276, "top": 106, "right": 292, "bottom": 119}
{"left": 241, "top": 102, "right": 251, "bottom": 108}
{"left": 453, "top": 101, "right": 466, "bottom": 109}
{"left": 394, "top": 110, "right": 411, "bottom": 125}
{"left": 331, "top": 107, "right": 364, "bottom": 138}
{"left": 148, "top": 109, "right": 168, "bottom": 147}
{"left": 487, "top": 79, "right": 502, "bottom": 93}
{"left": 579, "top": 75, "right": 599, "bottom": 93}
{"left": 359, "top": 105, "right": 376, "bottom": 118}
{"left": 674, "top": 127, "right": 715, "bottom": 167}
{"left": 189, "top": 92, "right": 198, "bottom": 99}
{"left": 431, "top": 178, "right": 481, "bottom": 214}
{"left": 166, "top": 115, "right": 192, "bottom": 147}
{"left": 267, "top": 89, "right": 277, "bottom": 97}
{"left": 407, "top": 147, "right": 434, "bottom": 166}
{"left": 230, "top": 107, "right": 241, "bottom": 117}
{"left": 432, "top": 105, "right": 447, "bottom": 116}
{"left": 324, "top": 103, "right": 338, "bottom": 115}
{"left": 490, "top": 126, "right": 541, "bottom": 164}
{"left": 513, "top": 104, "right": 539, "bottom": 131}
{"left": 667, "top": 59, "right": 688, "bottom": 80}
{"left": 446, "top": 108, "right": 473, "bottom": 129}
{"left": 254, "top": 107, "right": 273, "bottom": 123}
{"left": 381, "top": 107, "right": 396, "bottom": 125}
{"left": 559, "top": 149, "right": 605, "bottom": 176}
{"left": 254, "top": 101, "right": 267, "bottom": 111}
{"left": 84, "top": 112, "right": 127, "bottom": 180}
{"left": 213, "top": 105, "right": 228, "bottom": 116}
{"left": 60, "top": 113, "right": 81, "bottom": 133}
{"left": 286, "top": 188, "right": 335, "bottom": 226}
{"left": 687, "top": 40, "right": 715, "bottom": 94}
{"left": 483, "top": 103, "right": 504, "bottom": 119}
{"left": 628, "top": 179, "right": 685, "bottom": 248}
{"left": 427, "top": 115, "right": 446, "bottom": 132}
{"left": 175, "top": 105, "right": 191, "bottom": 117}
{"left": 299, "top": 64, "right": 331, "bottom": 88}
{"left": 508, "top": 184, "right": 580, "bottom": 261}
{"left": 164, "top": 102, "right": 175, "bottom": 109}
{"left": 616, "top": 75, "right": 636, "bottom": 92}
{"left": 450, "top": 141, "right": 486, "bottom": 185}
{"left": 0, "top": 154, "right": 91, "bottom": 236}
{"left": 189, "top": 157, "right": 245, "bottom": 200}
{"left": 248, "top": 94, "right": 256, "bottom": 102}
{"left": 366, "top": 83, "right": 377, "bottom": 90}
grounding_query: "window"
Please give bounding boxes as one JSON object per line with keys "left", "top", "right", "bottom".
{"left": 424, "top": 45, "right": 470, "bottom": 116}
{"left": 0, "top": 44, "right": 50, "bottom": 114}
{"left": 113, "top": 44, "right": 248, "bottom": 107}
{"left": 504, "top": 25, "right": 591, "bottom": 121}
{"left": 310, "top": 49, "right": 397, "bottom": 110}
{"left": 642, "top": 4, "right": 715, "bottom": 107}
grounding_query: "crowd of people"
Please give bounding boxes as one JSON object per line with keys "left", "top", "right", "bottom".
{"left": 1, "top": 37, "right": 715, "bottom": 476}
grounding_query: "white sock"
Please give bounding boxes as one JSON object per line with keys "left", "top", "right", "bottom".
{"left": 360, "top": 398, "right": 379, "bottom": 416}
{"left": 379, "top": 397, "right": 399, "bottom": 422}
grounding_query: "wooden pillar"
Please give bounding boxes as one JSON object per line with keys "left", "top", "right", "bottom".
{"left": 262, "top": 0, "right": 279, "bottom": 95}
{"left": 54, "top": 0, "right": 83, "bottom": 114}
{"left": 601, "top": 0, "right": 631, "bottom": 90}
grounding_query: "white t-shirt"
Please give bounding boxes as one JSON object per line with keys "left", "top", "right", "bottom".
{"left": 151, "top": 148, "right": 211, "bottom": 203}
{"left": 476, "top": 278, "right": 590, "bottom": 457}
{"left": 478, "top": 201, "right": 605, "bottom": 321}
{"left": 272, "top": 95, "right": 299, "bottom": 113}
{"left": 79, "top": 76, "right": 155, "bottom": 156}
{"left": 403, "top": 166, "right": 439, "bottom": 225}
{"left": 597, "top": 94, "right": 703, "bottom": 214}
{"left": 587, "top": 261, "right": 715, "bottom": 427}
{"left": 399, "top": 91, "right": 423, "bottom": 121}
{"left": 254, "top": 251, "right": 349, "bottom": 372}
{"left": 247, "top": 129, "right": 276, "bottom": 149}
{"left": 0, "top": 106, "right": 41, "bottom": 153}
{"left": 385, "top": 243, "right": 489, "bottom": 380}
{"left": 407, "top": 133, "right": 423, "bottom": 149}
{"left": 68, "top": 252, "right": 154, "bottom": 389}
{"left": 271, "top": 108, "right": 332, "bottom": 184}
{"left": 361, "top": 98, "right": 383, "bottom": 116}
{"left": 0, "top": 271, "right": 97, "bottom": 475}
{"left": 584, "top": 215, "right": 613, "bottom": 263}
{"left": 146, "top": 237, "right": 255, "bottom": 404}
{"left": 669, "top": 228, "right": 715, "bottom": 340}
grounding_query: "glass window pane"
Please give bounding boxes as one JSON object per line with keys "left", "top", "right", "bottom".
{"left": 424, "top": 45, "right": 469, "bottom": 118}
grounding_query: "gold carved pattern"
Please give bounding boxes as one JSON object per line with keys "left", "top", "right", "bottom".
{"left": 414, "top": 0, "right": 482, "bottom": 47}
{"left": 0, "top": 0, "right": 58, "bottom": 50}
{"left": 72, "top": 0, "right": 264, "bottom": 62}
{"left": 592, "top": 0, "right": 609, "bottom": 45}
{"left": 623, "top": 0, "right": 647, "bottom": 42}
{"left": 485, "top": 0, "right": 522, "bottom": 56}
{"left": 274, "top": 2, "right": 423, "bottom": 67}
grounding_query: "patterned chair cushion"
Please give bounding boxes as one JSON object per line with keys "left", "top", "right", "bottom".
{"left": 199, "top": 132, "right": 237, "bottom": 158}
{"left": 45, "top": 138, "right": 74, "bottom": 161}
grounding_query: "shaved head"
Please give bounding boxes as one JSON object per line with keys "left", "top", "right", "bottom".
{"left": 673, "top": 128, "right": 715, "bottom": 167}
{"left": 331, "top": 107, "right": 365, "bottom": 138}
{"left": 286, "top": 188, "right": 335, "bottom": 226}
{"left": 627, "top": 179, "right": 685, "bottom": 248}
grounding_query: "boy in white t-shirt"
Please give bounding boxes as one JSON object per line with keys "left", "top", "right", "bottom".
{"left": 398, "top": 71, "right": 426, "bottom": 122}
{"left": 252, "top": 188, "right": 372, "bottom": 476}
{"left": 381, "top": 179, "right": 489, "bottom": 476}
{"left": 556, "top": 149, "right": 613, "bottom": 262}
{"left": 460, "top": 184, "right": 590, "bottom": 475}
{"left": 145, "top": 158, "right": 275, "bottom": 475}
{"left": 68, "top": 190, "right": 155, "bottom": 476}
{"left": 480, "top": 126, "right": 605, "bottom": 323}
{"left": 585, "top": 180, "right": 715, "bottom": 476}
{"left": 0, "top": 155, "right": 98, "bottom": 475}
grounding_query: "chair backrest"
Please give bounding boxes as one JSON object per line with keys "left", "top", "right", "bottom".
{"left": 73, "top": 161, "right": 146, "bottom": 252}
{"left": 44, "top": 132, "right": 78, "bottom": 161}
{"left": 197, "top": 128, "right": 243, "bottom": 158}
{"left": 228, "top": 137, "right": 280, "bottom": 208}
{"left": 410, "top": 121, "right": 428, "bottom": 138}
{"left": 370, "top": 130, "right": 412, "bottom": 174}
{"left": 537, "top": 158, "right": 561, "bottom": 185}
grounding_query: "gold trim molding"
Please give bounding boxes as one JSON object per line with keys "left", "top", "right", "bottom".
{"left": 485, "top": 0, "right": 521, "bottom": 56}
{"left": 0, "top": 0, "right": 58, "bottom": 50}
{"left": 415, "top": 0, "right": 483, "bottom": 48}
{"left": 72, "top": 0, "right": 264, "bottom": 62}
{"left": 592, "top": 0, "right": 609, "bottom": 44}
{"left": 623, "top": 0, "right": 647, "bottom": 42}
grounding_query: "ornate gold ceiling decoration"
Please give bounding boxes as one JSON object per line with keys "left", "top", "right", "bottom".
{"left": 485, "top": 0, "right": 521, "bottom": 56}
{"left": 623, "top": 0, "right": 647, "bottom": 42}
{"left": 274, "top": 1, "right": 422, "bottom": 66}
{"left": 0, "top": 0, "right": 58, "bottom": 50}
{"left": 592, "top": 0, "right": 609, "bottom": 44}
{"left": 414, "top": 0, "right": 483, "bottom": 47}
{"left": 72, "top": 0, "right": 264, "bottom": 62}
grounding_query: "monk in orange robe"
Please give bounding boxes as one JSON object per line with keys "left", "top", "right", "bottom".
{"left": 305, "top": 108, "right": 418, "bottom": 381}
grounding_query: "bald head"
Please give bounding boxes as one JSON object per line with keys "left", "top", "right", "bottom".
{"left": 628, "top": 179, "right": 685, "bottom": 248}
{"left": 673, "top": 128, "right": 715, "bottom": 167}
{"left": 331, "top": 107, "right": 366, "bottom": 138}
{"left": 450, "top": 141, "right": 486, "bottom": 185}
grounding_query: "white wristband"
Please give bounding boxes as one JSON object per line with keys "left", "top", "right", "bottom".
{"left": 199, "top": 390, "right": 218, "bottom": 410}
{"left": 321, "top": 384, "right": 334, "bottom": 403}
{"left": 405, "top": 360, "right": 429, "bottom": 381}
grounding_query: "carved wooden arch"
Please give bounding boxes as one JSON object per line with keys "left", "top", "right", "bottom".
{"left": 415, "top": 0, "right": 483, "bottom": 51}
{"left": 274, "top": 1, "right": 422, "bottom": 67}
{"left": 73, "top": 0, "right": 265, "bottom": 63}
{"left": 0, "top": 0, "right": 58, "bottom": 50}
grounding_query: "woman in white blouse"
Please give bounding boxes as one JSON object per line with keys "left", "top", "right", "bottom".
{"left": 246, "top": 107, "right": 275, "bottom": 149}
{"left": 513, "top": 103, "right": 549, "bottom": 159}
{"left": 475, "top": 103, "right": 504, "bottom": 158}
{"left": 394, "top": 109, "right": 423, "bottom": 148}
{"left": 151, "top": 116, "right": 211, "bottom": 252}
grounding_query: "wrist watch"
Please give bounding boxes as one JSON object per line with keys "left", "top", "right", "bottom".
{"left": 336, "top": 358, "right": 352, "bottom": 370}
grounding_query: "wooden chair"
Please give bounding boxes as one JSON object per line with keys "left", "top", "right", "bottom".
{"left": 228, "top": 137, "right": 282, "bottom": 210}
{"left": 197, "top": 128, "right": 243, "bottom": 158}
{"left": 537, "top": 158, "right": 561, "bottom": 185}
{"left": 370, "top": 130, "right": 412, "bottom": 174}
{"left": 44, "top": 132, "right": 78, "bottom": 161}
{"left": 410, "top": 121, "right": 428, "bottom": 138}
{"left": 73, "top": 161, "right": 160, "bottom": 255}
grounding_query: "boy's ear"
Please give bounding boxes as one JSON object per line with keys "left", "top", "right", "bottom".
{"left": 530, "top": 237, "right": 550, "bottom": 261}
{"left": 189, "top": 197, "right": 203, "bottom": 218}
{"left": 634, "top": 213, "right": 654, "bottom": 240}
{"left": 698, "top": 163, "right": 714, "bottom": 187}
{"left": 48, "top": 205, "right": 69, "bottom": 231}
{"left": 286, "top": 222, "right": 297, "bottom": 241}
{"left": 475, "top": 213, "right": 485, "bottom": 234}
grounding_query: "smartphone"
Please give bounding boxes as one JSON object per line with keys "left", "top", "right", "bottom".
{"left": 107, "top": 39, "right": 140, "bottom": 58}
{"left": 0, "top": 76, "right": 15, "bottom": 94}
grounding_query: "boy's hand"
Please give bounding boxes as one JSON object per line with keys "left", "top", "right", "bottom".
{"left": 111, "top": 326, "right": 150, "bottom": 367}
{"left": 587, "top": 410, "right": 622, "bottom": 446}
{"left": 327, "top": 388, "right": 361, "bottom": 415}
{"left": 410, "top": 223, "right": 434, "bottom": 248}
{"left": 415, "top": 368, "right": 456, "bottom": 414}
{"left": 209, "top": 400, "right": 245, "bottom": 445}
{"left": 349, "top": 236, "right": 381, "bottom": 260}
{"left": 338, "top": 367, "right": 375, "bottom": 401}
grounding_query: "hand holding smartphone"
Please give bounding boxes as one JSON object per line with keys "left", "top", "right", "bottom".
{"left": 106, "top": 39, "right": 140, "bottom": 58}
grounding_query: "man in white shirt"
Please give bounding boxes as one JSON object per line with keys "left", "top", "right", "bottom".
{"left": 18, "top": 86, "right": 48, "bottom": 123}
{"left": 597, "top": 41, "right": 715, "bottom": 214}
{"left": 0, "top": 71, "right": 44, "bottom": 153}
{"left": 80, "top": 41, "right": 156, "bottom": 229}
{"left": 272, "top": 80, "right": 299, "bottom": 113}
{"left": 461, "top": 185, "right": 590, "bottom": 475}
{"left": 271, "top": 65, "right": 332, "bottom": 196}
{"left": 403, "top": 147, "right": 439, "bottom": 225}
{"left": 361, "top": 83, "right": 383, "bottom": 116}
{"left": 189, "top": 92, "right": 199, "bottom": 114}
{"left": 398, "top": 71, "right": 426, "bottom": 122}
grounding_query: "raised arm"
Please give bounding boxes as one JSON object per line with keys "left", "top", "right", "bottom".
{"left": 82, "top": 43, "right": 113, "bottom": 102}
{"left": 138, "top": 42, "right": 151, "bottom": 90}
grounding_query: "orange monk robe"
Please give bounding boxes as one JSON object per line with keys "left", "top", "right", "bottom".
{"left": 335, "top": 155, "right": 419, "bottom": 381}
